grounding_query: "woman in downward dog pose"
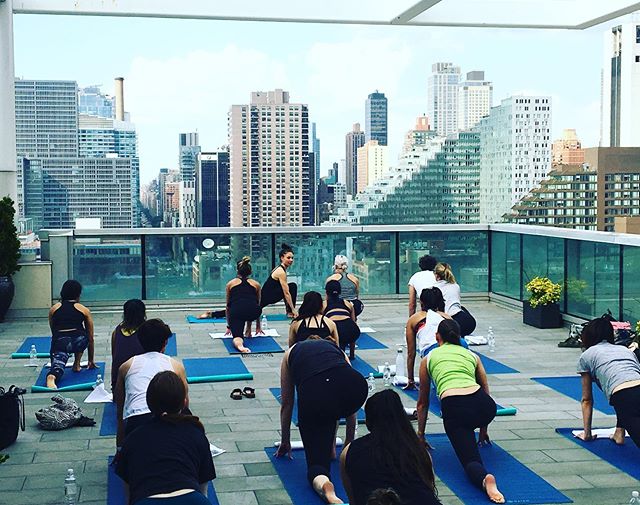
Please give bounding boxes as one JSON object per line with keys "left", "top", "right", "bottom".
{"left": 224, "top": 256, "right": 262, "bottom": 353}
{"left": 261, "top": 243, "right": 298, "bottom": 317}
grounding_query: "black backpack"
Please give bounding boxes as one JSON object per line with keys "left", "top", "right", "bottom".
{"left": 0, "top": 386, "right": 26, "bottom": 450}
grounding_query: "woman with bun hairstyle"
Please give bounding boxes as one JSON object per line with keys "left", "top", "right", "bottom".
{"left": 323, "top": 280, "right": 360, "bottom": 360}
{"left": 325, "top": 254, "right": 363, "bottom": 317}
{"left": 433, "top": 263, "right": 477, "bottom": 338}
{"left": 224, "top": 256, "right": 262, "bottom": 353}
{"left": 111, "top": 299, "right": 146, "bottom": 390}
{"left": 261, "top": 243, "right": 298, "bottom": 318}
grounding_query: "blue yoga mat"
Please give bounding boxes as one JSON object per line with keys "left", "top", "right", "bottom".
{"left": 350, "top": 357, "right": 382, "bottom": 378}
{"left": 396, "top": 385, "right": 510, "bottom": 418}
{"left": 12, "top": 336, "right": 52, "bottom": 358}
{"left": 32, "top": 361, "right": 106, "bottom": 392}
{"left": 100, "top": 402, "right": 118, "bottom": 437}
{"left": 187, "top": 313, "right": 291, "bottom": 324}
{"left": 269, "top": 387, "right": 366, "bottom": 425}
{"left": 221, "top": 336, "right": 284, "bottom": 354}
{"left": 355, "top": 333, "right": 388, "bottom": 350}
{"left": 266, "top": 447, "right": 346, "bottom": 504}
{"left": 165, "top": 334, "right": 177, "bottom": 356}
{"left": 108, "top": 456, "right": 219, "bottom": 504}
{"left": 556, "top": 428, "right": 640, "bottom": 479}
{"left": 183, "top": 357, "right": 253, "bottom": 384}
{"left": 532, "top": 376, "right": 614, "bottom": 415}
{"left": 428, "top": 434, "right": 571, "bottom": 504}
{"left": 476, "top": 353, "right": 519, "bottom": 374}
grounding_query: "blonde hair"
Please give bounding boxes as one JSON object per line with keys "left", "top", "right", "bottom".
{"left": 237, "top": 256, "right": 252, "bottom": 277}
{"left": 434, "top": 262, "right": 456, "bottom": 284}
{"left": 334, "top": 254, "right": 349, "bottom": 271}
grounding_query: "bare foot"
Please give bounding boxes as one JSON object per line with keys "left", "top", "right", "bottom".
{"left": 46, "top": 374, "right": 57, "bottom": 389}
{"left": 320, "top": 481, "right": 343, "bottom": 504}
{"left": 72, "top": 362, "right": 82, "bottom": 372}
{"left": 197, "top": 311, "right": 211, "bottom": 319}
{"left": 610, "top": 427, "right": 626, "bottom": 445}
{"left": 483, "top": 474, "right": 505, "bottom": 504}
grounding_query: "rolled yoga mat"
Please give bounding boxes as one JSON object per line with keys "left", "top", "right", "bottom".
{"left": 187, "top": 313, "right": 291, "bottom": 324}
{"left": 269, "top": 387, "right": 366, "bottom": 425}
{"left": 532, "top": 376, "right": 614, "bottom": 415}
{"left": 32, "top": 362, "right": 106, "bottom": 392}
{"left": 12, "top": 336, "right": 53, "bottom": 358}
{"left": 221, "top": 336, "right": 284, "bottom": 354}
{"left": 428, "top": 433, "right": 572, "bottom": 504}
{"left": 100, "top": 402, "right": 118, "bottom": 437}
{"left": 183, "top": 357, "right": 253, "bottom": 384}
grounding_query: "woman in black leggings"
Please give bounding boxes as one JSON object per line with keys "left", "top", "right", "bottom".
{"left": 417, "top": 320, "right": 504, "bottom": 504}
{"left": 224, "top": 256, "right": 262, "bottom": 353}
{"left": 323, "top": 280, "right": 360, "bottom": 360}
{"left": 261, "top": 243, "right": 298, "bottom": 317}
{"left": 276, "top": 337, "right": 367, "bottom": 504}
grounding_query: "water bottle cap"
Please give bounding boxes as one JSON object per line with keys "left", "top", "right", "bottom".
{"left": 67, "top": 468, "right": 74, "bottom": 475}
{"left": 369, "top": 372, "right": 374, "bottom": 377}
{"left": 633, "top": 491, "right": 639, "bottom": 497}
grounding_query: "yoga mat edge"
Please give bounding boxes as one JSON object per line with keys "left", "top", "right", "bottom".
{"left": 12, "top": 352, "right": 50, "bottom": 359}
{"left": 187, "top": 372, "right": 253, "bottom": 384}
{"left": 32, "top": 383, "right": 97, "bottom": 393}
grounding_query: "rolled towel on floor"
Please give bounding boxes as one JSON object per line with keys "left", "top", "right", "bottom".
{"left": 496, "top": 407, "right": 517, "bottom": 416}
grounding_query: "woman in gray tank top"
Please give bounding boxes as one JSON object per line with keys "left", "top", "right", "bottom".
{"left": 325, "top": 255, "right": 363, "bottom": 317}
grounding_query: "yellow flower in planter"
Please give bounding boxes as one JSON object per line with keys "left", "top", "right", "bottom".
{"left": 525, "top": 277, "right": 562, "bottom": 309}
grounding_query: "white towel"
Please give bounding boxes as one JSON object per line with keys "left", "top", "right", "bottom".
{"left": 404, "top": 407, "right": 417, "bottom": 417}
{"left": 84, "top": 384, "right": 113, "bottom": 403}
{"left": 359, "top": 327, "right": 376, "bottom": 333}
{"left": 275, "top": 438, "right": 344, "bottom": 449}
{"left": 210, "top": 444, "right": 226, "bottom": 457}
{"left": 571, "top": 427, "right": 627, "bottom": 438}
{"left": 209, "top": 329, "right": 279, "bottom": 339}
{"left": 392, "top": 376, "right": 420, "bottom": 387}
{"left": 45, "top": 360, "right": 89, "bottom": 368}
{"left": 465, "top": 335, "right": 488, "bottom": 345}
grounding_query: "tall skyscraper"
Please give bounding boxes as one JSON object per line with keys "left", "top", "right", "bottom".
{"left": 458, "top": 71, "right": 492, "bottom": 131}
{"left": 478, "top": 95, "right": 552, "bottom": 223}
{"left": 198, "top": 151, "right": 230, "bottom": 227}
{"left": 365, "top": 91, "right": 388, "bottom": 146}
{"left": 345, "top": 123, "right": 365, "bottom": 196}
{"left": 600, "top": 23, "right": 640, "bottom": 147}
{"left": 229, "top": 89, "right": 313, "bottom": 226}
{"left": 356, "top": 140, "right": 389, "bottom": 193}
{"left": 179, "top": 132, "right": 200, "bottom": 182}
{"left": 428, "top": 62, "right": 461, "bottom": 136}
{"left": 552, "top": 129, "right": 585, "bottom": 164}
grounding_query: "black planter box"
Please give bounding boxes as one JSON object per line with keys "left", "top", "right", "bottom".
{"left": 523, "top": 301, "right": 563, "bottom": 329}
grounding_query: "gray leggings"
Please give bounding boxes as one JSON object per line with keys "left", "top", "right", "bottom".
{"left": 49, "top": 331, "right": 88, "bottom": 380}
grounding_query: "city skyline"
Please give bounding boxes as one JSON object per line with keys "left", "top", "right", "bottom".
{"left": 13, "top": 13, "right": 627, "bottom": 184}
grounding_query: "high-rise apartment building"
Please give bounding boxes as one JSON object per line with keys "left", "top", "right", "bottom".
{"left": 356, "top": 140, "right": 389, "bottom": 193}
{"left": 552, "top": 128, "right": 585, "bottom": 165}
{"left": 428, "top": 62, "right": 461, "bottom": 136}
{"left": 600, "top": 23, "right": 640, "bottom": 147}
{"left": 179, "top": 132, "right": 200, "bottom": 182}
{"left": 198, "top": 152, "right": 230, "bottom": 227}
{"left": 78, "top": 85, "right": 115, "bottom": 118}
{"left": 229, "top": 89, "right": 313, "bottom": 227}
{"left": 345, "top": 123, "right": 365, "bottom": 195}
{"left": 365, "top": 91, "right": 388, "bottom": 146}
{"left": 458, "top": 71, "right": 492, "bottom": 131}
{"left": 179, "top": 180, "right": 197, "bottom": 227}
{"left": 403, "top": 116, "right": 431, "bottom": 155}
{"left": 478, "top": 95, "right": 552, "bottom": 223}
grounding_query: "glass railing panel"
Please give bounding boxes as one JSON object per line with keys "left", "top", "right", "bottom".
{"left": 622, "top": 245, "right": 640, "bottom": 326}
{"left": 72, "top": 235, "right": 142, "bottom": 301}
{"left": 522, "top": 235, "right": 565, "bottom": 307}
{"left": 145, "top": 234, "right": 273, "bottom": 300}
{"left": 398, "top": 231, "right": 488, "bottom": 294}
{"left": 490, "top": 231, "right": 521, "bottom": 299}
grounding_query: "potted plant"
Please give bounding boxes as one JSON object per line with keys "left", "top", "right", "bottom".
{"left": 0, "top": 197, "right": 21, "bottom": 322}
{"left": 523, "top": 276, "right": 563, "bottom": 328}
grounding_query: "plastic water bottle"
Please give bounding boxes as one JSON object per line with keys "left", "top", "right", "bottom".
{"left": 383, "top": 362, "right": 391, "bottom": 387}
{"left": 64, "top": 468, "right": 77, "bottom": 504}
{"left": 261, "top": 314, "right": 269, "bottom": 331}
{"left": 29, "top": 344, "right": 37, "bottom": 366}
{"left": 488, "top": 327, "right": 495, "bottom": 353}
{"left": 94, "top": 374, "right": 103, "bottom": 389}
{"left": 630, "top": 491, "right": 640, "bottom": 504}
{"left": 367, "top": 372, "right": 376, "bottom": 397}
{"left": 395, "top": 345, "right": 405, "bottom": 379}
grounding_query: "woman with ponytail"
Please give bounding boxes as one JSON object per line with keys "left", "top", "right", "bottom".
{"left": 433, "top": 263, "right": 476, "bottom": 337}
{"left": 323, "top": 280, "right": 360, "bottom": 359}
{"left": 116, "top": 370, "right": 216, "bottom": 505}
{"left": 325, "top": 254, "right": 363, "bottom": 317}
{"left": 261, "top": 243, "right": 298, "bottom": 318}
{"left": 224, "top": 256, "right": 262, "bottom": 353}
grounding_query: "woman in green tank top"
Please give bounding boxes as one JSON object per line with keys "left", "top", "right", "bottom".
{"left": 416, "top": 320, "right": 505, "bottom": 504}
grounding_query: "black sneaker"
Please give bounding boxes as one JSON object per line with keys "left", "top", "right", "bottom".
{"left": 558, "top": 335, "right": 582, "bottom": 348}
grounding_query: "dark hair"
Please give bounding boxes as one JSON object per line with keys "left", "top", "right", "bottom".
{"left": 137, "top": 318, "right": 173, "bottom": 352}
{"left": 237, "top": 256, "right": 252, "bottom": 277}
{"left": 437, "top": 319, "right": 462, "bottom": 346}
{"left": 581, "top": 317, "right": 614, "bottom": 349}
{"left": 295, "top": 291, "right": 323, "bottom": 321}
{"left": 279, "top": 243, "right": 293, "bottom": 260}
{"left": 121, "top": 299, "right": 146, "bottom": 333}
{"left": 60, "top": 280, "right": 82, "bottom": 300}
{"left": 364, "top": 390, "right": 437, "bottom": 493}
{"left": 420, "top": 287, "right": 445, "bottom": 312}
{"left": 419, "top": 255, "right": 437, "bottom": 271}
{"left": 146, "top": 370, "right": 204, "bottom": 431}
{"left": 325, "top": 279, "right": 341, "bottom": 299}
{"left": 366, "top": 488, "right": 402, "bottom": 505}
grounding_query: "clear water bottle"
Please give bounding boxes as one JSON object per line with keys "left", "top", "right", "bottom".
{"left": 261, "top": 314, "right": 269, "bottom": 331}
{"left": 64, "top": 468, "right": 77, "bottom": 504}
{"left": 395, "top": 345, "right": 405, "bottom": 379}
{"left": 488, "top": 327, "right": 495, "bottom": 353}
{"left": 383, "top": 362, "right": 391, "bottom": 387}
{"left": 630, "top": 490, "right": 640, "bottom": 504}
{"left": 29, "top": 344, "right": 37, "bottom": 366}
{"left": 367, "top": 372, "right": 376, "bottom": 397}
{"left": 94, "top": 374, "right": 103, "bottom": 389}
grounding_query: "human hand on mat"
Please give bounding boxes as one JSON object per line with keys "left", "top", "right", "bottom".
{"left": 275, "top": 440, "right": 292, "bottom": 459}
{"left": 87, "top": 360, "right": 98, "bottom": 370}
{"left": 403, "top": 380, "right": 417, "bottom": 391}
{"left": 419, "top": 436, "right": 433, "bottom": 451}
{"left": 575, "top": 431, "right": 597, "bottom": 442}
{"left": 478, "top": 427, "right": 492, "bottom": 446}
{"left": 224, "top": 327, "right": 232, "bottom": 336}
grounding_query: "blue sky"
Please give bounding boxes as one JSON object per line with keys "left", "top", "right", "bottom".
{"left": 13, "top": 13, "right": 632, "bottom": 183}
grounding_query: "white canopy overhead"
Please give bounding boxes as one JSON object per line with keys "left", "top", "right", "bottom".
{"left": 12, "top": 0, "right": 640, "bottom": 30}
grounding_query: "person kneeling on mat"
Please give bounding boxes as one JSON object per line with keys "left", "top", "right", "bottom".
{"left": 224, "top": 256, "right": 262, "bottom": 353}
{"left": 417, "top": 319, "right": 504, "bottom": 504}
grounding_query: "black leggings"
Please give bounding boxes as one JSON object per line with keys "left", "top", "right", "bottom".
{"left": 452, "top": 308, "right": 477, "bottom": 338}
{"left": 297, "top": 366, "right": 368, "bottom": 483}
{"left": 440, "top": 389, "right": 496, "bottom": 488}
{"left": 228, "top": 301, "right": 261, "bottom": 337}
{"left": 610, "top": 385, "right": 640, "bottom": 448}
{"left": 261, "top": 282, "right": 298, "bottom": 314}
{"left": 333, "top": 318, "right": 361, "bottom": 348}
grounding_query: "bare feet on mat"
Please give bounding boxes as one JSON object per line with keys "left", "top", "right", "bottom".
{"left": 46, "top": 374, "right": 57, "bottom": 389}
{"left": 72, "top": 360, "right": 82, "bottom": 372}
{"left": 313, "top": 477, "right": 343, "bottom": 504}
{"left": 610, "top": 427, "right": 626, "bottom": 445}
{"left": 233, "top": 338, "right": 251, "bottom": 354}
{"left": 483, "top": 474, "right": 505, "bottom": 504}
{"left": 197, "top": 311, "right": 211, "bottom": 319}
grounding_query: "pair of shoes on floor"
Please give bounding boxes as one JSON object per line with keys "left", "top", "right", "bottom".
{"left": 230, "top": 387, "right": 255, "bottom": 400}
{"left": 558, "top": 335, "right": 582, "bottom": 348}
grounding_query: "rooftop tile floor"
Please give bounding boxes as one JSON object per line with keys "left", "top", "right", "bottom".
{"left": 0, "top": 300, "right": 637, "bottom": 505}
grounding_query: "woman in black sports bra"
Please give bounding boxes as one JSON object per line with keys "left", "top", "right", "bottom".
{"left": 224, "top": 256, "right": 262, "bottom": 353}
{"left": 288, "top": 291, "right": 339, "bottom": 347}
{"left": 323, "top": 280, "right": 361, "bottom": 360}
{"left": 261, "top": 243, "right": 298, "bottom": 318}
